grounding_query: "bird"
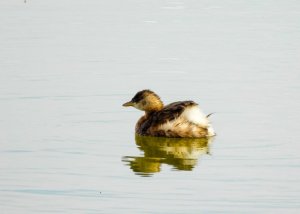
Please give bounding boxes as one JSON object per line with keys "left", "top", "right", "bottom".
{"left": 123, "top": 89, "right": 215, "bottom": 138}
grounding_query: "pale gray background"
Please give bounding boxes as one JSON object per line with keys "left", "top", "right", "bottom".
{"left": 0, "top": 0, "right": 299, "bottom": 213}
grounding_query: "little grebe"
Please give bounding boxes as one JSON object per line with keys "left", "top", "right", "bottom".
{"left": 123, "top": 90, "right": 215, "bottom": 138}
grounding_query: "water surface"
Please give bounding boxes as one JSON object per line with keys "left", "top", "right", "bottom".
{"left": 0, "top": 0, "right": 299, "bottom": 213}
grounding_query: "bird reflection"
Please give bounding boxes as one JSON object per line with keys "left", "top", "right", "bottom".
{"left": 122, "top": 135, "right": 213, "bottom": 176}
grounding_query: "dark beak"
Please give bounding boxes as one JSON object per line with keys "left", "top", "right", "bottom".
{"left": 122, "top": 101, "right": 134, "bottom": 107}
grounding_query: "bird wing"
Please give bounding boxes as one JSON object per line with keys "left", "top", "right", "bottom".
{"left": 159, "top": 101, "right": 197, "bottom": 123}
{"left": 139, "top": 101, "right": 197, "bottom": 133}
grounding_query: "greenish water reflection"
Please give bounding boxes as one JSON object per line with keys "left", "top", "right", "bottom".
{"left": 123, "top": 135, "right": 213, "bottom": 176}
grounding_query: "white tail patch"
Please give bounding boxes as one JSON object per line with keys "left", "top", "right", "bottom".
{"left": 181, "top": 105, "right": 209, "bottom": 127}
{"left": 157, "top": 105, "right": 216, "bottom": 137}
{"left": 207, "top": 125, "right": 215, "bottom": 136}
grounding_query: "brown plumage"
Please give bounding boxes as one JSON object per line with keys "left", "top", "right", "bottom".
{"left": 123, "top": 90, "right": 215, "bottom": 138}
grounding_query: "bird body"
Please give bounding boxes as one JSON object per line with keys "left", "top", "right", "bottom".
{"left": 123, "top": 90, "right": 215, "bottom": 138}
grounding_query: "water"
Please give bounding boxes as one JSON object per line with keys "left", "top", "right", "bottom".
{"left": 1, "top": 0, "right": 299, "bottom": 213}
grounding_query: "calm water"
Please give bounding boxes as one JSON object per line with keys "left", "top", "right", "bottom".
{"left": 1, "top": 0, "right": 299, "bottom": 213}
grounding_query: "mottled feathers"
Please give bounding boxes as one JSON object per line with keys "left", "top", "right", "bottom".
{"left": 123, "top": 90, "right": 215, "bottom": 138}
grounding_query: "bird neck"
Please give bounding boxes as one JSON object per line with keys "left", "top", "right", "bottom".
{"left": 144, "top": 100, "right": 163, "bottom": 114}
